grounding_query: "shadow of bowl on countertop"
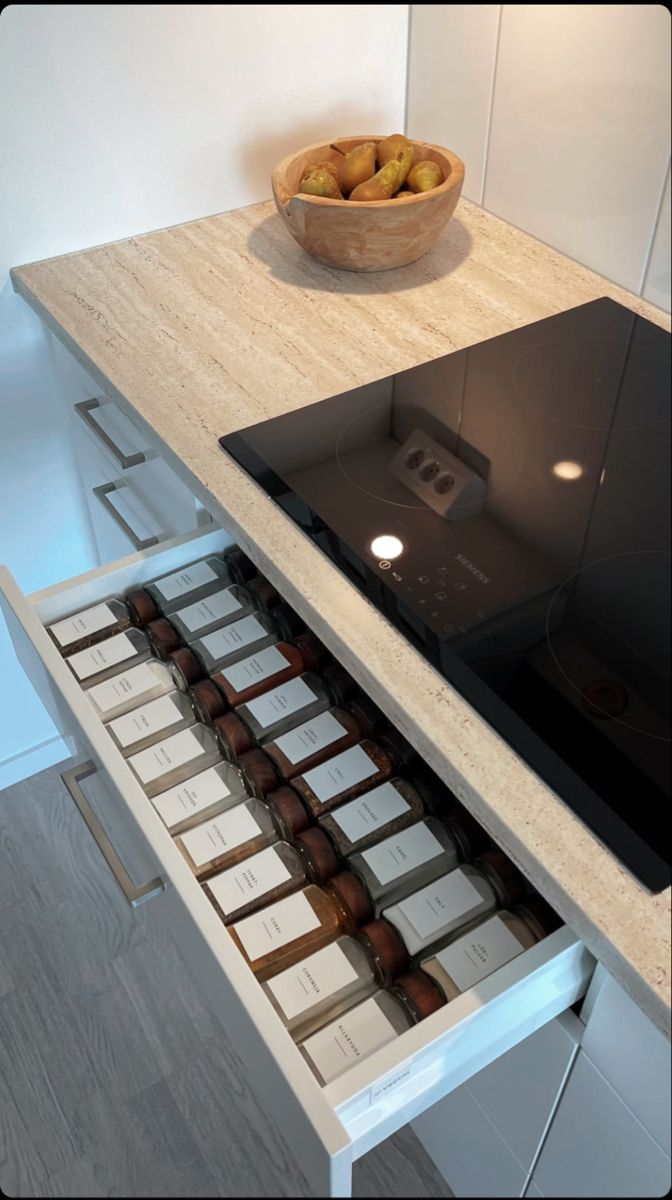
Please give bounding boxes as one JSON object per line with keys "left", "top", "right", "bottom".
{"left": 246, "top": 211, "right": 473, "bottom": 296}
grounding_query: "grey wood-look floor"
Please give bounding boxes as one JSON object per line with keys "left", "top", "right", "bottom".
{"left": 0, "top": 762, "right": 449, "bottom": 1198}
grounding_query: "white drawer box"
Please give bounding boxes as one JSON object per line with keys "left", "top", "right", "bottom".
{"left": 0, "top": 524, "right": 595, "bottom": 1197}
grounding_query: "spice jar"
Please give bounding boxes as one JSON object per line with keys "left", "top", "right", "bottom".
{"left": 222, "top": 545, "right": 257, "bottom": 584}
{"left": 420, "top": 896, "right": 561, "bottom": 1000}
{"left": 204, "top": 826, "right": 339, "bottom": 924}
{"left": 190, "top": 632, "right": 328, "bottom": 721}
{"left": 298, "top": 969, "right": 445, "bottom": 1085}
{"left": 211, "top": 664, "right": 356, "bottom": 760}
{"left": 66, "top": 628, "right": 152, "bottom": 689}
{"left": 126, "top": 556, "right": 235, "bottom": 620}
{"left": 175, "top": 785, "right": 310, "bottom": 880}
{"left": 47, "top": 593, "right": 159, "bottom": 657}
{"left": 262, "top": 915, "right": 409, "bottom": 1039}
{"left": 381, "top": 850, "right": 526, "bottom": 959}
{"left": 317, "top": 777, "right": 426, "bottom": 855}
{"left": 228, "top": 869, "right": 372, "bottom": 981}
{"left": 246, "top": 574, "right": 282, "bottom": 612}
{"left": 262, "top": 695, "right": 385, "bottom": 781}
{"left": 347, "top": 817, "right": 463, "bottom": 913}
{"left": 151, "top": 761, "right": 253, "bottom": 834}
{"left": 107, "top": 690, "right": 196, "bottom": 757}
{"left": 87, "top": 659, "right": 176, "bottom": 723}
{"left": 168, "top": 602, "right": 305, "bottom": 689}
{"left": 145, "top": 583, "right": 262, "bottom": 660}
{"left": 127, "top": 723, "right": 223, "bottom": 798}
{"left": 291, "top": 729, "right": 417, "bottom": 817}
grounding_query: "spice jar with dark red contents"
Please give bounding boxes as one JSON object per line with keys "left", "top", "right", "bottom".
{"left": 189, "top": 632, "right": 328, "bottom": 724}
{"left": 144, "top": 582, "right": 261, "bottom": 659}
{"left": 175, "top": 784, "right": 310, "bottom": 880}
{"left": 228, "top": 869, "right": 373, "bottom": 981}
{"left": 168, "top": 602, "right": 305, "bottom": 689}
{"left": 203, "top": 825, "right": 340, "bottom": 925}
{"left": 261, "top": 695, "right": 386, "bottom": 781}
{"left": 291, "top": 728, "right": 417, "bottom": 817}
{"left": 211, "top": 664, "right": 356, "bottom": 760}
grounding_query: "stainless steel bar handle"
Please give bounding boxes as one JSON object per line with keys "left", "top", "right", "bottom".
{"left": 75, "top": 398, "right": 148, "bottom": 469}
{"left": 61, "top": 762, "right": 166, "bottom": 907}
{"left": 93, "top": 481, "right": 160, "bottom": 551}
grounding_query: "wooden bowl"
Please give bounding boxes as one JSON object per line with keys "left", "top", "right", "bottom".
{"left": 271, "top": 135, "right": 465, "bottom": 273}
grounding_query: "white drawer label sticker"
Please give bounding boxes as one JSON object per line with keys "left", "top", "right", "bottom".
{"left": 88, "top": 662, "right": 164, "bottom": 716}
{"left": 200, "top": 615, "right": 267, "bottom": 660}
{"left": 69, "top": 632, "right": 137, "bottom": 680}
{"left": 245, "top": 676, "right": 318, "bottom": 731}
{"left": 302, "top": 744, "right": 379, "bottom": 805}
{"left": 151, "top": 766, "right": 234, "bottom": 832}
{"left": 207, "top": 846, "right": 292, "bottom": 916}
{"left": 267, "top": 941, "right": 359, "bottom": 1021}
{"left": 109, "top": 693, "right": 184, "bottom": 748}
{"left": 433, "top": 914, "right": 525, "bottom": 992}
{"left": 177, "top": 587, "right": 242, "bottom": 633}
{"left": 49, "top": 602, "right": 117, "bottom": 647}
{"left": 362, "top": 822, "right": 445, "bottom": 887}
{"left": 180, "top": 804, "right": 262, "bottom": 868}
{"left": 301, "top": 996, "right": 398, "bottom": 1085}
{"left": 273, "top": 711, "right": 347, "bottom": 766}
{"left": 221, "top": 645, "right": 291, "bottom": 693}
{"left": 330, "top": 783, "right": 412, "bottom": 844}
{"left": 395, "top": 868, "right": 484, "bottom": 942}
{"left": 129, "top": 727, "right": 204, "bottom": 785}
{"left": 233, "top": 890, "right": 320, "bottom": 963}
{"left": 153, "top": 560, "right": 217, "bottom": 602}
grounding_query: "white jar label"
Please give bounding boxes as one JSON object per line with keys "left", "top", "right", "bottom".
{"left": 207, "top": 845, "right": 292, "bottom": 916}
{"left": 50, "top": 602, "right": 117, "bottom": 648}
{"left": 153, "top": 559, "right": 217, "bottom": 602}
{"left": 177, "top": 587, "right": 242, "bottom": 633}
{"left": 109, "top": 693, "right": 184, "bottom": 748}
{"left": 199, "top": 614, "right": 267, "bottom": 659}
{"left": 221, "top": 645, "right": 291, "bottom": 693}
{"left": 301, "top": 996, "right": 398, "bottom": 1084}
{"left": 245, "top": 677, "right": 318, "bottom": 731}
{"left": 151, "top": 766, "right": 234, "bottom": 832}
{"left": 267, "top": 941, "right": 359, "bottom": 1021}
{"left": 330, "top": 783, "right": 412, "bottom": 843}
{"left": 432, "top": 914, "right": 525, "bottom": 992}
{"left": 301, "top": 744, "right": 379, "bottom": 805}
{"left": 273, "top": 711, "right": 347, "bottom": 766}
{"left": 361, "top": 822, "right": 445, "bottom": 888}
{"left": 233, "top": 890, "right": 320, "bottom": 963}
{"left": 69, "top": 631, "right": 137, "bottom": 681}
{"left": 130, "top": 727, "right": 204, "bottom": 785}
{"left": 180, "top": 804, "right": 262, "bottom": 868}
{"left": 394, "top": 868, "right": 484, "bottom": 942}
{"left": 88, "top": 662, "right": 164, "bottom": 715}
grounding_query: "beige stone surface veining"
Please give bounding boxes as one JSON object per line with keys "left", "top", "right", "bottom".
{"left": 11, "top": 197, "right": 671, "bottom": 1035}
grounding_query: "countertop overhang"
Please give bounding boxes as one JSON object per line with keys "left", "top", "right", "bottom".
{"left": 11, "top": 196, "right": 671, "bottom": 1036}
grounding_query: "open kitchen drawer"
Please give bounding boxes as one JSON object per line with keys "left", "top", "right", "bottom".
{"left": 0, "top": 524, "right": 596, "bottom": 1197}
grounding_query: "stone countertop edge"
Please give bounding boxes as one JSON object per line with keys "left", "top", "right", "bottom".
{"left": 10, "top": 195, "right": 671, "bottom": 1038}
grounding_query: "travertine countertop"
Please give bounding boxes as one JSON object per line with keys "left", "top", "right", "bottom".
{"left": 12, "top": 197, "right": 671, "bottom": 1036}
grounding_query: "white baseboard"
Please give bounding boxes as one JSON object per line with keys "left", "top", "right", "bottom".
{"left": 0, "top": 734, "right": 69, "bottom": 791}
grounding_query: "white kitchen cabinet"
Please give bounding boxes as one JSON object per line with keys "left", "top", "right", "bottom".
{"left": 0, "top": 522, "right": 595, "bottom": 1197}
{"left": 412, "top": 1084, "right": 528, "bottom": 1198}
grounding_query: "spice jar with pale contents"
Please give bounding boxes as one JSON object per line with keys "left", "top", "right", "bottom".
{"left": 126, "top": 556, "right": 235, "bottom": 620}
{"left": 189, "top": 632, "right": 328, "bottom": 722}
{"left": 107, "top": 689, "right": 196, "bottom": 757}
{"left": 175, "top": 785, "right": 309, "bottom": 880}
{"left": 347, "top": 817, "right": 463, "bottom": 913}
{"left": 127, "top": 723, "right": 223, "bottom": 798}
{"left": 145, "top": 583, "right": 262, "bottom": 660}
{"left": 151, "top": 761, "right": 253, "bottom": 834}
{"left": 261, "top": 696, "right": 385, "bottom": 781}
{"left": 47, "top": 592, "right": 159, "bottom": 657}
{"left": 228, "top": 869, "right": 372, "bottom": 981}
{"left": 87, "top": 659, "right": 177, "bottom": 723}
{"left": 291, "top": 729, "right": 417, "bottom": 817}
{"left": 203, "top": 826, "right": 339, "bottom": 924}
{"left": 168, "top": 603, "right": 304, "bottom": 689}
{"left": 66, "top": 628, "right": 153, "bottom": 689}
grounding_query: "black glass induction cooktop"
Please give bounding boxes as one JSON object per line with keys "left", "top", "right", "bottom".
{"left": 221, "top": 298, "right": 671, "bottom": 891}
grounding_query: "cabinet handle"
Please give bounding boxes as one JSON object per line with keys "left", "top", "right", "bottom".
{"left": 75, "top": 398, "right": 148, "bottom": 469}
{"left": 61, "top": 762, "right": 165, "bottom": 907}
{"left": 93, "top": 481, "right": 160, "bottom": 551}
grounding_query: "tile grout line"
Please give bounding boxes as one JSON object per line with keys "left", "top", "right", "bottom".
{"left": 480, "top": 3, "right": 504, "bottom": 208}
{"left": 637, "top": 155, "right": 670, "bottom": 297}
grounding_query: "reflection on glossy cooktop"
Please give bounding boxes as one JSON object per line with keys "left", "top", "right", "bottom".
{"left": 221, "top": 298, "right": 671, "bottom": 892}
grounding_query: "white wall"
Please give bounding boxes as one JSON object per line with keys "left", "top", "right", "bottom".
{"left": 407, "top": 4, "right": 671, "bottom": 310}
{"left": 0, "top": 3, "right": 409, "bottom": 787}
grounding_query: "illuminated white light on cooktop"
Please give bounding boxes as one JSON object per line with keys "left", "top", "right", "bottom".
{"left": 370, "top": 534, "right": 404, "bottom": 559}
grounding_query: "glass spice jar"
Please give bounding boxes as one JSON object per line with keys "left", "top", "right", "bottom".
{"left": 291, "top": 729, "right": 417, "bottom": 817}
{"left": 347, "top": 817, "right": 463, "bottom": 914}
{"left": 66, "top": 628, "right": 153, "bottom": 689}
{"left": 262, "top": 696, "right": 385, "bottom": 781}
{"left": 127, "top": 723, "right": 223, "bottom": 798}
{"left": 420, "top": 896, "right": 561, "bottom": 1000}
{"left": 168, "top": 602, "right": 305, "bottom": 689}
{"left": 145, "top": 582, "right": 263, "bottom": 660}
{"left": 126, "top": 556, "right": 235, "bottom": 620}
{"left": 87, "top": 659, "right": 177, "bottom": 723}
{"left": 189, "top": 632, "right": 328, "bottom": 722}
{"left": 298, "top": 970, "right": 445, "bottom": 1086}
{"left": 211, "top": 664, "right": 356, "bottom": 760}
{"left": 221, "top": 545, "right": 258, "bottom": 584}
{"left": 317, "top": 777, "right": 427, "bottom": 856}
{"left": 175, "top": 785, "right": 310, "bottom": 881}
{"left": 151, "top": 761, "right": 253, "bottom": 834}
{"left": 228, "top": 869, "right": 372, "bottom": 981}
{"left": 203, "top": 826, "right": 340, "bottom": 924}
{"left": 46, "top": 592, "right": 159, "bottom": 657}
{"left": 107, "top": 689, "right": 196, "bottom": 757}
{"left": 262, "top": 915, "right": 409, "bottom": 1040}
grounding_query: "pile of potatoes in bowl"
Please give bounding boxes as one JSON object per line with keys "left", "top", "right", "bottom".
{"left": 298, "top": 133, "right": 444, "bottom": 202}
